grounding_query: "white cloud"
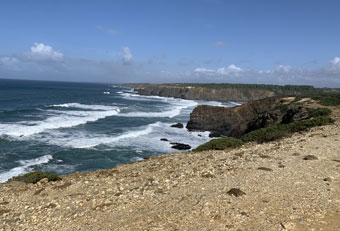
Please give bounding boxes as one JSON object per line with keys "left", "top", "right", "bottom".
{"left": 328, "top": 57, "right": 340, "bottom": 72}
{"left": 29, "top": 43, "right": 64, "bottom": 61}
{"left": 122, "top": 47, "right": 133, "bottom": 63}
{"left": 194, "top": 67, "right": 216, "bottom": 74}
{"left": 275, "top": 65, "right": 292, "bottom": 73}
{"left": 331, "top": 57, "right": 340, "bottom": 65}
{"left": 195, "top": 64, "right": 243, "bottom": 75}
{"left": 212, "top": 41, "right": 226, "bottom": 47}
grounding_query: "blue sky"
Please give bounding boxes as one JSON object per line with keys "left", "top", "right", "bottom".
{"left": 0, "top": 0, "right": 340, "bottom": 87}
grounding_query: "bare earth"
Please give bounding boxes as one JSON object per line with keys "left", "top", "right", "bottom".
{"left": 1, "top": 108, "right": 340, "bottom": 230}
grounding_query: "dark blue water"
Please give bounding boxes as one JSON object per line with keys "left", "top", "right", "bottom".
{"left": 0, "top": 79, "right": 235, "bottom": 182}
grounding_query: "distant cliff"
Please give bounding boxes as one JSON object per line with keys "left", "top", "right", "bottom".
{"left": 123, "top": 84, "right": 275, "bottom": 102}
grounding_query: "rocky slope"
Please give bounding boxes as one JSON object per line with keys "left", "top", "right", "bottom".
{"left": 1, "top": 116, "right": 339, "bottom": 230}
{"left": 124, "top": 84, "right": 275, "bottom": 102}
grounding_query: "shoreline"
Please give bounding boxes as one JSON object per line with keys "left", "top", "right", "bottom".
{"left": 1, "top": 89, "right": 340, "bottom": 230}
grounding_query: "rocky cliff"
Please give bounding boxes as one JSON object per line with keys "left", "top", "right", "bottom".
{"left": 124, "top": 84, "right": 275, "bottom": 102}
{"left": 186, "top": 97, "right": 283, "bottom": 137}
{"left": 186, "top": 97, "right": 323, "bottom": 138}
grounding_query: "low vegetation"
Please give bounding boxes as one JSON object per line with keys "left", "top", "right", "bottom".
{"left": 312, "top": 94, "right": 340, "bottom": 106}
{"left": 241, "top": 116, "right": 334, "bottom": 143}
{"left": 194, "top": 107, "right": 334, "bottom": 152}
{"left": 177, "top": 83, "right": 316, "bottom": 92}
{"left": 10, "top": 171, "right": 61, "bottom": 184}
{"left": 293, "top": 93, "right": 340, "bottom": 106}
{"left": 193, "top": 137, "right": 244, "bottom": 152}
{"left": 307, "top": 108, "right": 332, "bottom": 118}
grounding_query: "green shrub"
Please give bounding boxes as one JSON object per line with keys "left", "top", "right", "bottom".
{"left": 242, "top": 116, "right": 334, "bottom": 143}
{"left": 193, "top": 137, "right": 244, "bottom": 152}
{"left": 10, "top": 171, "right": 61, "bottom": 184}
{"left": 314, "top": 95, "right": 340, "bottom": 106}
{"left": 307, "top": 108, "right": 332, "bottom": 118}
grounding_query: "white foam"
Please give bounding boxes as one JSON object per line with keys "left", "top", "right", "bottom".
{"left": 103, "top": 92, "right": 110, "bottom": 95}
{"left": 102, "top": 121, "right": 212, "bottom": 153}
{"left": 50, "top": 103, "right": 116, "bottom": 111}
{"left": 0, "top": 106, "right": 120, "bottom": 137}
{"left": 38, "top": 122, "right": 160, "bottom": 148}
{"left": 118, "top": 91, "right": 176, "bottom": 102}
{"left": 0, "top": 155, "right": 53, "bottom": 183}
{"left": 229, "top": 101, "right": 242, "bottom": 106}
{"left": 130, "top": 157, "right": 144, "bottom": 162}
{"left": 119, "top": 100, "right": 198, "bottom": 118}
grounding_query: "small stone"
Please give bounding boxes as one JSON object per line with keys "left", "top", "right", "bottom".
{"left": 303, "top": 155, "right": 318, "bottom": 160}
{"left": 292, "top": 152, "right": 300, "bottom": 156}
{"left": 280, "top": 221, "right": 296, "bottom": 230}
{"left": 259, "top": 154, "right": 270, "bottom": 159}
{"left": 160, "top": 138, "right": 168, "bottom": 142}
{"left": 40, "top": 178, "right": 49, "bottom": 184}
{"left": 227, "top": 188, "right": 246, "bottom": 197}
{"left": 278, "top": 163, "right": 285, "bottom": 168}
{"left": 201, "top": 172, "right": 215, "bottom": 178}
{"left": 257, "top": 167, "right": 273, "bottom": 171}
{"left": 323, "top": 177, "right": 333, "bottom": 182}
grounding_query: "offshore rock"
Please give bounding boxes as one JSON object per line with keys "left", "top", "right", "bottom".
{"left": 170, "top": 143, "right": 191, "bottom": 150}
{"left": 170, "top": 123, "right": 184, "bottom": 128}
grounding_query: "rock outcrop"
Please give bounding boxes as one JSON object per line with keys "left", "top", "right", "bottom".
{"left": 125, "top": 84, "right": 275, "bottom": 102}
{"left": 186, "top": 97, "right": 321, "bottom": 138}
{"left": 186, "top": 97, "right": 283, "bottom": 137}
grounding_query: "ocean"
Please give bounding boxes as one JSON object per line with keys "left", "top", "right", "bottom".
{"left": 0, "top": 79, "right": 236, "bottom": 183}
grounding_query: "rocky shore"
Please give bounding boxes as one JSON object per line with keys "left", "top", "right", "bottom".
{"left": 1, "top": 106, "right": 340, "bottom": 230}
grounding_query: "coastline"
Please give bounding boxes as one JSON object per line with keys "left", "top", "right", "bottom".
{"left": 1, "top": 110, "right": 340, "bottom": 230}
{"left": 1, "top": 88, "right": 340, "bottom": 230}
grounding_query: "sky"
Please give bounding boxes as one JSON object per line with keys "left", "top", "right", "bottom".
{"left": 0, "top": 0, "right": 340, "bottom": 87}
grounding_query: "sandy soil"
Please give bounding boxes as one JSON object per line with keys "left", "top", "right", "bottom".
{"left": 1, "top": 107, "right": 340, "bottom": 231}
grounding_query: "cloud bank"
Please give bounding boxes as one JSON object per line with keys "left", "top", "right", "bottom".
{"left": 0, "top": 42, "right": 340, "bottom": 87}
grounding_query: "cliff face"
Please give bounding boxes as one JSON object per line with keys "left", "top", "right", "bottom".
{"left": 186, "top": 97, "right": 282, "bottom": 137}
{"left": 125, "top": 84, "right": 275, "bottom": 102}
{"left": 186, "top": 97, "right": 324, "bottom": 138}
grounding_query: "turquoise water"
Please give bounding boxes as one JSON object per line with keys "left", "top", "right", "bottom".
{"left": 0, "top": 79, "right": 235, "bottom": 182}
